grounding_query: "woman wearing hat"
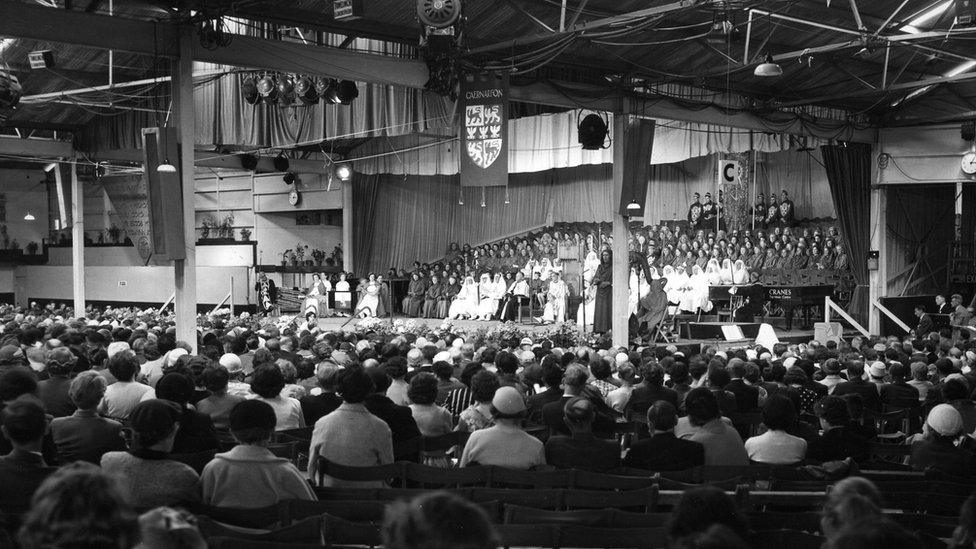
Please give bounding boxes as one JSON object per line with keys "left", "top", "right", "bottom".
{"left": 459, "top": 386, "right": 545, "bottom": 470}
{"left": 910, "top": 403, "right": 972, "bottom": 477}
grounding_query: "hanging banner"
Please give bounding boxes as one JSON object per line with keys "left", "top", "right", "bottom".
{"left": 101, "top": 174, "right": 153, "bottom": 261}
{"left": 460, "top": 71, "right": 509, "bottom": 187}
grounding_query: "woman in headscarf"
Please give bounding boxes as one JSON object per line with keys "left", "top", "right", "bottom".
{"left": 732, "top": 260, "right": 750, "bottom": 284}
{"left": 662, "top": 265, "right": 681, "bottom": 304}
{"left": 720, "top": 258, "right": 735, "bottom": 285}
{"left": 684, "top": 265, "right": 712, "bottom": 313}
{"left": 582, "top": 250, "right": 600, "bottom": 286}
{"left": 591, "top": 250, "right": 613, "bottom": 334}
{"left": 705, "top": 258, "right": 722, "bottom": 286}
{"left": 539, "top": 258, "right": 554, "bottom": 281}
{"left": 474, "top": 273, "right": 497, "bottom": 321}
{"left": 438, "top": 275, "right": 460, "bottom": 318}
{"left": 695, "top": 249, "right": 709, "bottom": 270}
{"left": 448, "top": 275, "right": 479, "bottom": 319}
{"left": 403, "top": 272, "right": 426, "bottom": 317}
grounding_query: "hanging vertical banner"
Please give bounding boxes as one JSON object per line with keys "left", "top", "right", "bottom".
{"left": 101, "top": 174, "right": 153, "bottom": 261}
{"left": 460, "top": 71, "right": 509, "bottom": 187}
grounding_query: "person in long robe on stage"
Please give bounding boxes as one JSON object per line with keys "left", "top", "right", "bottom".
{"left": 720, "top": 258, "right": 735, "bottom": 285}
{"left": 376, "top": 275, "right": 391, "bottom": 317}
{"left": 732, "top": 260, "right": 750, "bottom": 284}
{"left": 439, "top": 275, "right": 459, "bottom": 318}
{"left": 779, "top": 190, "right": 796, "bottom": 227}
{"left": 705, "top": 259, "right": 722, "bottom": 286}
{"left": 403, "top": 273, "right": 426, "bottom": 317}
{"left": 582, "top": 251, "right": 600, "bottom": 286}
{"left": 628, "top": 267, "right": 641, "bottom": 318}
{"left": 448, "top": 276, "right": 479, "bottom": 320}
{"left": 473, "top": 274, "right": 496, "bottom": 321}
{"left": 682, "top": 265, "right": 712, "bottom": 313}
{"left": 334, "top": 272, "right": 352, "bottom": 313}
{"left": 591, "top": 250, "right": 613, "bottom": 334}
{"left": 422, "top": 275, "right": 443, "bottom": 318}
{"left": 353, "top": 274, "right": 380, "bottom": 318}
{"left": 499, "top": 271, "right": 531, "bottom": 322}
{"left": 576, "top": 286, "right": 596, "bottom": 331}
{"left": 304, "top": 273, "right": 332, "bottom": 319}
{"left": 662, "top": 265, "right": 681, "bottom": 305}
{"left": 255, "top": 273, "right": 278, "bottom": 315}
{"left": 539, "top": 272, "right": 567, "bottom": 324}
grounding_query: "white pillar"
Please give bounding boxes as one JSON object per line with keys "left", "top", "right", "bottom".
{"left": 868, "top": 184, "right": 886, "bottom": 335}
{"left": 611, "top": 113, "right": 629, "bottom": 348}
{"left": 342, "top": 182, "right": 354, "bottom": 273}
{"left": 70, "top": 160, "right": 85, "bottom": 316}
{"left": 173, "top": 28, "right": 197, "bottom": 351}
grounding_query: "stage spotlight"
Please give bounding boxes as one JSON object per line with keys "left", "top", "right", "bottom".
{"left": 754, "top": 53, "right": 783, "bottom": 77}
{"left": 578, "top": 112, "right": 609, "bottom": 150}
{"left": 283, "top": 172, "right": 297, "bottom": 185}
{"left": 242, "top": 75, "right": 261, "bottom": 105}
{"left": 295, "top": 76, "right": 319, "bottom": 105}
{"left": 276, "top": 74, "right": 296, "bottom": 105}
{"left": 320, "top": 78, "right": 340, "bottom": 104}
{"left": 273, "top": 151, "right": 290, "bottom": 172}
{"left": 256, "top": 74, "right": 278, "bottom": 101}
{"left": 335, "top": 80, "right": 359, "bottom": 105}
{"left": 240, "top": 153, "right": 259, "bottom": 171}
{"left": 334, "top": 163, "right": 353, "bottom": 181}
{"left": 157, "top": 159, "right": 177, "bottom": 173}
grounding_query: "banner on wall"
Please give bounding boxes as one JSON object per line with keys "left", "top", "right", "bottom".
{"left": 460, "top": 71, "right": 509, "bottom": 187}
{"left": 718, "top": 159, "right": 742, "bottom": 185}
{"left": 101, "top": 174, "right": 153, "bottom": 262}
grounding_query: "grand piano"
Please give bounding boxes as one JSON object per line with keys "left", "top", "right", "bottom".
{"left": 709, "top": 284, "right": 835, "bottom": 330}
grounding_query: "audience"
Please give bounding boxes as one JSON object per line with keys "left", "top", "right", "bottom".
{"left": 460, "top": 386, "right": 545, "bottom": 469}
{"left": 35, "top": 347, "right": 77, "bottom": 418}
{"left": 625, "top": 400, "right": 704, "bottom": 471}
{"left": 744, "top": 394, "right": 807, "bottom": 465}
{"left": 250, "top": 364, "right": 305, "bottom": 431}
{"left": 382, "top": 491, "right": 499, "bottom": 549}
{"left": 97, "top": 350, "right": 154, "bottom": 421}
{"left": 910, "top": 403, "right": 973, "bottom": 476}
{"left": 0, "top": 397, "right": 58, "bottom": 514}
{"left": 200, "top": 400, "right": 315, "bottom": 507}
{"left": 677, "top": 388, "right": 749, "bottom": 466}
{"left": 154, "top": 372, "right": 219, "bottom": 454}
{"left": 667, "top": 486, "right": 750, "bottom": 546}
{"left": 544, "top": 396, "right": 620, "bottom": 471}
{"left": 50, "top": 371, "right": 125, "bottom": 464}
{"left": 298, "top": 361, "right": 343, "bottom": 426}
{"left": 195, "top": 365, "right": 246, "bottom": 431}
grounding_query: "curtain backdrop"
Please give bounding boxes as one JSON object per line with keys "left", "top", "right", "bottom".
{"left": 885, "top": 184, "right": 956, "bottom": 296}
{"left": 822, "top": 143, "right": 872, "bottom": 322}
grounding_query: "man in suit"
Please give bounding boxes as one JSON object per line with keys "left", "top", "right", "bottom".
{"left": 935, "top": 294, "right": 951, "bottom": 315}
{"left": 950, "top": 294, "right": 973, "bottom": 327}
{"left": 544, "top": 397, "right": 621, "bottom": 472}
{"left": 526, "top": 360, "right": 564, "bottom": 426}
{"left": 624, "top": 400, "right": 704, "bottom": 471}
{"left": 832, "top": 360, "right": 881, "bottom": 413}
{"left": 725, "top": 360, "right": 760, "bottom": 413}
{"left": 807, "top": 396, "right": 868, "bottom": 463}
{"left": 915, "top": 304, "right": 934, "bottom": 338}
{"left": 542, "top": 365, "right": 615, "bottom": 437}
{"left": 362, "top": 367, "right": 421, "bottom": 461}
{"left": 0, "top": 397, "right": 58, "bottom": 514}
{"left": 627, "top": 362, "right": 678, "bottom": 416}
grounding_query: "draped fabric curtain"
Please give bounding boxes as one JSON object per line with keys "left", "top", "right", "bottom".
{"left": 755, "top": 148, "right": 835, "bottom": 222}
{"left": 885, "top": 185, "right": 956, "bottom": 296}
{"left": 821, "top": 143, "right": 872, "bottom": 322}
{"left": 352, "top": 174, "right": 382, "bottom": 275}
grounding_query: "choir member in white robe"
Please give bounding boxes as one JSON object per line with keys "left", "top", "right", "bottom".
{"left": 540, "top": 272, "right": 567, "bottom": 324}
{"left": 582, "top": 251, "right": 600, "bottom": 285}
{"left": 732, "top": 260, "right": 750, "bottom": 284}
{"left": 719, "top": 258, "right": 735, "bottom": 285}
{"left": 448, "top": 276, "right": 480, "bottom": 319}
{"left": 475, "top": 274, "right": 498, "bottom": 321}
{"left": 705, "top": 259, "right": 723, "bottom": 286}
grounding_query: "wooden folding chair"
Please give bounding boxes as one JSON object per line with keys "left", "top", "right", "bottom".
{"left": 320, "top": 513, "right": 382, "bottom": 548}
{"left": 555, "top": 525, "right": 667, "bottom": 549}
{"left": 314, "top": 457, "right": 404, "bottom": 488}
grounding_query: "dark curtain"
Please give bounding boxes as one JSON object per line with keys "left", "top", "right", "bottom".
{"left": 821, "top": 143, "right": 872, "bottom": 322}
{"left": 886, "top": 185, "right": 955, "bottom": 296}
{"left": 353, "top": 175, "right": 382, "bottom": 274}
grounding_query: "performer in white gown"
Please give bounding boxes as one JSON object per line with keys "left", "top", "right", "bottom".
{"left": 582, "top": 251, "right": 600, "bottom": 286}
{"left": 475, "top": 274, "right": 497, "bottom": 321}
{"left": 719, "top": 258, "right": 735, "bottom": 285}
{"left": 732, "top": 260, "right": 750, "bottom": 284}
{"left": 576, "top": 286, "right": 596, "bottom": 330}
{"left": 448, "top": 275, "right": 480, "bottom": 319}
{"left": 682, "top": 265, "right": 712, "bottom": 313}
{"left": 539, "top": 272, "right": 568, "bottom": 324}
{"left": 353, "top": 274, "right": 380, "bottom": 318}
{"left": 662, "top": 265, "right": 681, "bottom": 305}
{"left": 303, "top": 273, "right": 332, "bottom": 320}
{"left": 334, "top": 272, "right": 352, "bottom": 312}
{"left": 705, "top": 259, "right": 722, "bottom": 286}
{"left": 539, "top": 258, "right": 554, "bottom": 281}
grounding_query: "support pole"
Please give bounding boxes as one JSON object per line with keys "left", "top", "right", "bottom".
{"left": 70, "top": 160, "right": 85, "bottom": 317}
{"left": 342, "top": 181, "right": 354, "bottom": 273}
{"left": 173, "top": 27, "right": 197, "bottom": 351}
{"left": 230, "top": 276, "right": 235, "bottom": 318}
{"left": 611, "top": 112, "right": 629, "bottom": 348}
{"left": 868, "top": 181, "right": 887, "bottom": 335}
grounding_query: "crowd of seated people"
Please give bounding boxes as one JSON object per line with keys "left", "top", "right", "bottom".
{"left": 0, "top": 300, "right": 975, "bottom": 546}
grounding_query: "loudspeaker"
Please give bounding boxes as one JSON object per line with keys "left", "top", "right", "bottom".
{"left": 617, "top": 117, "right": 655, "bottom": 217}
{"left": 141, "top": 127, "right": 186, "bottom": 260}
{"left": 956, "top": 0, "right": 976, "bottom": 26}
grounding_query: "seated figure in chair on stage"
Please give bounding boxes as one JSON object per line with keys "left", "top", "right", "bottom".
{"left": 529, "top": 271, "right": 547, "bottom": 311}
{"left": 402, "top": 272, "right": 426, "bottom": 318}
{"left": 255, "top": 273, "right": 278, "bottom": 315}
{"left": 422, "top": 275, "right": 443, "bottom": 318}
{"left": 303, "top": 273, "right": 331, "bottom": 320}
{"left": 448, "top": 275, "right": 480, "bottom": 320}
{"left": 439, "top": 275, "right": 459, "bottom": 319}
{"left": 473, "top": 274, "right": 497, "bottom": 321}
{"left": 352, "top": 273, "right": 380, "bottom": 318}
{"left": 499, "top": 271, "right": 531, "bottom": 322}
{"left": 333, "top": 272, "right": 352, "bottom": 312}
{"left": 538, "top": 271, "right": 567, "bottom": 325}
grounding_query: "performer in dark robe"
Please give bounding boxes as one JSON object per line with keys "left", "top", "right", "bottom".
{"left": 254, "top": 273, "right": 278, "bottom": 314}
{"left": 701, "top": 192, "right": 717, "bottom": 230}
{"left": 403, "top": 273, "right": 426, "bottom": 317}
{"left": 779, "top": 190, "right": 796, "bottom": 228}
{"left": 422, "top": 275, "right": 443, "bottom": 318}
{"left": 717, "top": 189, "right": 727, "bottom": 232}
{"left": 765, "top": 200, "right": 780, "bottom": 228}
{"left": 731, "top": 283, "right": 766, "bottom": 322}
{"left": 753, "top": 193, "right": 767, "bottom": 229}
{"left": 687, "top": 193, "right": 703, "bottom": 231}
{"left": 592, "top": 250, "right": 613, "bottom": 334}
{"left": 439, "top": 275, "right": 460, "bottom": 319}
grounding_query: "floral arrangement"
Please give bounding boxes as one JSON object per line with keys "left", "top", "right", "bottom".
{"left": 311, "top": 248, "right": 326, "bottom": 264}
{"left": 240, "top": 227, "right": 251, "bottom": 241}
{"left": 295, "top": 243, "right": 306, "bottom": 263}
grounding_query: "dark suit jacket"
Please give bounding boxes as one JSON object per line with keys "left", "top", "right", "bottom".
{"left": 37, "top": 375, "right": 76, "bottom": 418}
{"left": 526, "top": 387, "right": 563, "bottom": 425}
{"left": 624, "top": 432, "right": 705, "bottom": 471}
{"left": 917, "top": 314, "right": 934, "bottom": 336}
{"left": 50, "top": 410, "right": 125, "bottom": 464}
{"left": 806, "top": 426, "right": 868, "bottom": 463}
{"left": 542, "top": 396, "right": 616, "bottom": 438}
{"left": 832, "top": 379, "right": 882, "bottom": 412}
{"left": 725, "top": 379, "right": 759, "bottom": 413}
{"left": 911, "top": 438, "right": 974, "bottom": 477}
{"left": 363, "top": 394, "right": 421, "bottom": 457}
{"left": 544, "top": 434, "right": 621, "bottom": 472}
{"left": 627, "top": 384, "right": 679, "bottom": 415}
{"left": 937, "top": 303, "right": 951, "bottom": 315}
{"left": 300, "top": 392, "right": 343, "bottom": 426}
{"left": 0, "top": 449, "right": 57, "bottom": 514}
{"left": 170, "top": 408, "right": 219, "bottom": 454}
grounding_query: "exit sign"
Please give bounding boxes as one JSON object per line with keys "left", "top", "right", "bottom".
{"left": 334, "top": 0, "right": 363, "bottom": 20}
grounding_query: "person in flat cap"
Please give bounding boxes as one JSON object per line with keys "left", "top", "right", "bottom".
{"left": 100, "top": 399, "right": 200, "bottom": 508}
{"left": 688, "top": 193, "right": 703, "bottom": 230}
{"left": 779, "top": 189, "right": 795, "bottom": 228}
{"left": 909, "top": 403, "right": 973, "bottom": 477}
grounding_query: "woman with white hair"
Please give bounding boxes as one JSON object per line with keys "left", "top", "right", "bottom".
{"left": 448, "top": 276, "right": 479, "bottom": 320}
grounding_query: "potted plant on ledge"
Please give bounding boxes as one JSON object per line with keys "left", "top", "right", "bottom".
{"left": 312, "top": 248, "right": 326, "bottom": 266}
{"left": 240, "top": 227, "right": 251, "bottom": 241}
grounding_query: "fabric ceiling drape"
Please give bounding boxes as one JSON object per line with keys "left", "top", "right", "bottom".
{"left": 821, "top": 143, "right": 872, "bottom": 322}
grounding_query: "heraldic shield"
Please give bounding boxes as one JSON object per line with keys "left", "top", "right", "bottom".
{"left": 465, "top": 104, "right": 503, "bottom": 169}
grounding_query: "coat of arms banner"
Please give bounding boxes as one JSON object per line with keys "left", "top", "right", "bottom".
{"left": 460, "top": 71, "right": 509, "bottom": 187}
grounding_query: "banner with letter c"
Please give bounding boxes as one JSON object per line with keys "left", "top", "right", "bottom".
{"left": 460, "top": 71, "right": 509, "bottom": 187}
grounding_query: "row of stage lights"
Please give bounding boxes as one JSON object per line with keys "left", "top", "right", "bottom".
{"left": 241, "top": 73, "right": 360, "bottom": 106}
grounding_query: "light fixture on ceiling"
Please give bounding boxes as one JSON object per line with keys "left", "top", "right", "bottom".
{"left": 578, "top": 112, "right": 610, "bottom": 150}
{"left": 626, "top": 199, "right": 641, "bottom": 211}
{"left": 458, "top": 187, "right": 464, "bottom": 206}
{"left": 480, "top": 186, "right": 486, "bottom": 208}
{"left": 504, "top": 186, "right": 510, "bottom": 204}
{"left": 754, "top": 54, "right": 783, "bottom": 77}
{"left": 899, "top": 0, "right": 952, "bottom": 33}
{"left": 334, "top": 163, "right": 353, "bottom": 181}
{"left": 23, "top": 211, "right": 35, "bottom": 221}
{"left": 157, "top": 159, "right": 177, "bottom": 173}
{"left": 43, "top": 163, "right": 57, "bottom": 173}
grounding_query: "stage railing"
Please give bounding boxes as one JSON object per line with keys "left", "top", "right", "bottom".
{"left": 824, "top": 296, "right": 869, "bottom": 337}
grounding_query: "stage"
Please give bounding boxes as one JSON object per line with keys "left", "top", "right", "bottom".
{"left": 309, "top": 313, "right": 838, "bottom": 350}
